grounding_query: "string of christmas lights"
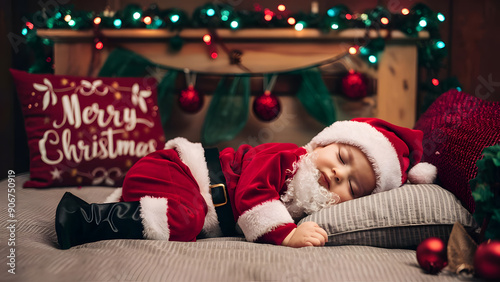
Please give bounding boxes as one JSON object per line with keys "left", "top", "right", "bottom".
{"left": 23, "top": 2, "right": 447, "bottom": 66}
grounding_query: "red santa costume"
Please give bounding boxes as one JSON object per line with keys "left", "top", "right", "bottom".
{"left": 101, "top": 118, "right": 438, "bottom": 246}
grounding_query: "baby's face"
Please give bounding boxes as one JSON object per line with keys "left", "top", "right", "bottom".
{"left": 313, "top": 143, "right": 376, "bottom": 203}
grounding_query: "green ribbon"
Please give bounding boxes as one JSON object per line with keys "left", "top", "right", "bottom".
{"left": 296, "top": 68, "right": 337, "bottom": 126}
{"left": 201, "top": 76, "right": 250, "bottom": 146}
{"left": 98, "top": 47, "right": 156, "bottom": 77}
{"left": 156, "top": 71, "right": 178, "bottom": 132}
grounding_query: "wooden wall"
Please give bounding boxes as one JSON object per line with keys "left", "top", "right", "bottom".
{"left": 3, "top": 0, "right": 499, "bottom": 174}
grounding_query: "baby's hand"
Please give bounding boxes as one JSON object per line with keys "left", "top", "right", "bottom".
{"left": 281, "top": 221, "right": 328, "bottom": 248}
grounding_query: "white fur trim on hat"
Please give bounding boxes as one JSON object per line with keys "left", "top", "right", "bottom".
{"left": 304, "top": 120, "right": 401, "bottom": 194}
{"left": 104, "top": 187, "right": 123, "bottom": 203}
{"left": 407, "top": 162, "right": 437, "bottom": 184}
{"left": 139, "top": 196, "right": 170, "bottom": 240}
{"left": 237, "top": 200, "right": 294, "bottom": 242}
{"left": 164, "top": 137, "right": 223, "bottom": 237}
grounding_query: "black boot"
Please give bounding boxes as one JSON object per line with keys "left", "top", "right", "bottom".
{"left": 55, "top": 192, "right": 144, "bottom": 249}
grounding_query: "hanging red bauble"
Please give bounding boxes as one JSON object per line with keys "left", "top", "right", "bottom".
{"left": 474, "top": 240, "right": 500, "bottom": 280}
{"left": 416, "top": 237, "right": 448, "bottom": 274}
{"left": 178, "top": 85, "right": 204, "bottom": 113}
{"left": 253, "top": 91, "right": 281, "bottom": 122}
{"left": 341, "top": 70, "right": 369, "bottom": 99}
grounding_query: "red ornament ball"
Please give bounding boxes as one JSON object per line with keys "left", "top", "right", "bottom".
{"left": 178, "top": 85, "right": 204, "bottom": 113}
{"left": 474, "top": 240, "right": 500, "bottom": 280}
{"left": 341, "top": 70, "right": 369, "bottom": 99}
{"left": 416, "top": 237, "right": 448, "bottom": 274}
{"left": 253, "top": 91, "right": 281, "bottom": 122}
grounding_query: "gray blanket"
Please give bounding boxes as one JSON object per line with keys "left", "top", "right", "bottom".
{"left": 1, "top": 174, "right": 470, "bottom": 281}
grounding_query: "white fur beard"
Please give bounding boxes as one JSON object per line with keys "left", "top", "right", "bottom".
{"left": 280, "top": 152, "right": 340, "bottom": 220}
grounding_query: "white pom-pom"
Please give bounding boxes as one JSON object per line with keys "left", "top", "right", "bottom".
{"left": 407, "top": 162, "right": 437, "bottom": 184}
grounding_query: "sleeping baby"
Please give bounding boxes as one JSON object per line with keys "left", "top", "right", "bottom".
{"left": 55, "top": 118, "right": 436, "bottom": 249}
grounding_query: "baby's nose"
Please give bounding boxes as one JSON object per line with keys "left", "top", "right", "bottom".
{"left": 333, "top": 167, "right": 347, "bottom": 182}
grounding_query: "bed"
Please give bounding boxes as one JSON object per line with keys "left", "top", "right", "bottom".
{"left": 6, "top": 62, "right": 499, "bottom": 281}
{"left": 1, "top": 172, "right": 479, "bottom": 281}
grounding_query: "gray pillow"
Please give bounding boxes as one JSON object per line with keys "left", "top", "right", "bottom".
{"left": 298, "top": 184, "right": 478, "bottom": 248}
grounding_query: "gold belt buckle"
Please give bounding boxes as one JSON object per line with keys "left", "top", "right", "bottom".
{"left": 209, "top": 183, "right": 227, "bottom": 207}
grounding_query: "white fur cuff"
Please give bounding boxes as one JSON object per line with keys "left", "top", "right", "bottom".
{"left": 104, "top": 187, "right": 123, "bottom": 203}
{"left": 140, "top": 196, "right": 170, "bottom": 240}
{"left": 237, "top": 200, "right": 294, "bottom": 242}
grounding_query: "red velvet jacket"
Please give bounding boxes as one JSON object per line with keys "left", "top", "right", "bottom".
{"left": 219, "top": 143, "right": 307, "bottom": 245}
{"left": 122, "top": 137, "right": 308, "bottom": 245}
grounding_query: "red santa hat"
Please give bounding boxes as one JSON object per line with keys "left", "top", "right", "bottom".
{"left": 304, "top": 118, "right": 437, "bottom": 194}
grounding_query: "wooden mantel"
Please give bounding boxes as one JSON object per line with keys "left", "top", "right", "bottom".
{"left": 38, "top": 28, "right": 426, "bottom": 40}
{"left": 37, "top": 28, "right": 427, "bottom": 145}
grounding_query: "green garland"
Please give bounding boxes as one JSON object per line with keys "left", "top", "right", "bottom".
{"left": 470, "top": 144, "right": 500, "bottom": 241}
{"left": 23, "top": 2, "right": 449, "bottom": 71}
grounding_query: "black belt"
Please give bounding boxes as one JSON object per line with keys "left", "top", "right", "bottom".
{"left": 204, "top": 147, "right": 237, "bottom": 236}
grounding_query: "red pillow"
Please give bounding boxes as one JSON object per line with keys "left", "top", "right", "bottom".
{"left": 414, "top": 89, "right": 500, "bottom": 212}
{"left": 10, "top": 69, "right": 165, "bottom": 188}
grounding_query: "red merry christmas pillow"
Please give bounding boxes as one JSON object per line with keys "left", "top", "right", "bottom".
{"left": 11, "top": 69, "right": 165, "bottom": 188}
{"left": 414, "top": 89, "right": 500, "bottom": 213}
